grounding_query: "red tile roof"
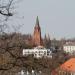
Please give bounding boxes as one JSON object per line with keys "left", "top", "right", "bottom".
{"left": 60, "top": 58, "right": 75, "bottom": 72}
{"left": 51, "top": 58, "right": 75, "bottom": 75}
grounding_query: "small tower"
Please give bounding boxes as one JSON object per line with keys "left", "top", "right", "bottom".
{"left": 44, "top": 34, "right": 51, "bottom": 48}
{"left": 33, "top": 16, "right": 42, "bottom": 46}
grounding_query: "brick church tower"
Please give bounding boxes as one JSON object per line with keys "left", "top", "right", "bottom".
{"left": 33, "top": 16, "right": 42, "bottom": 46}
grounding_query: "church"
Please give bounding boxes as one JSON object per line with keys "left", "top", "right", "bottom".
{"left": 32, "top": 16, "right": 43, "bottom": 46}
{"left": 24, "top": 16, "right": 51, "bottom": 48}
{"left": 23, "top": 16, "right": 52, "bottom": 58}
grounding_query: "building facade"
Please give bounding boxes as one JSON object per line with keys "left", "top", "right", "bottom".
{"left": 63, "top": 42, "right": 75, "bottom": 54}
{"left": 23, "top": 46, "right": 52, "bottom": 58}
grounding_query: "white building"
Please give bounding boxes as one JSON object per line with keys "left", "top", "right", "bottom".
{"left": 63, "top": 42, "right": 75, "bottom": 54}
{"left": 23, "top": 46, "right": 52, "bottom": 58}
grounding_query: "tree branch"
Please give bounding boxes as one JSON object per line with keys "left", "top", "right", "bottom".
{"left": 0, "top": 10, "right": 13, "bottom": 16}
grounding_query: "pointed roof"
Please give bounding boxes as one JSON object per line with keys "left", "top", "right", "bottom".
{"left": 44, "top": 34, "right": 50, "bottom": 41}
{"left": 47, "top": 34, "right": 50, "bottom": 41}
{"left": 36, "top": 16, "right": 39, "bottom": 27}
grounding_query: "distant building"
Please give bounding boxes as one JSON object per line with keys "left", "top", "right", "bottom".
{"left": 63, "top": 42, "right": 75, "bottom": 54}
{"left": 23, "top": 46, "right": 52, "bottom": 58}
{"left": 32, "top": 16, "right": 43, "bottom": 46}
{"left": 23, "top": 16, "right": 52, "bottom": 48}
{"left": 51, "top": 58, "right": 75, "bottom": 75}
{"left": 23, "top": 16, "right": 52, "bottom": 58}
{"left": 44, "top": 34, "right": 51, "bottom": 49}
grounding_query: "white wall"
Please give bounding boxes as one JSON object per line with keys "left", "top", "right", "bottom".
{"left": 63, "top": 45, "right": 75, "bottom": 53}
{"left": 23, "top": 49, "right": 51, "bottom": 58}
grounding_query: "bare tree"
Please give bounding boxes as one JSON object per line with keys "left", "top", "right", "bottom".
{"left": 0, "top": 0, "right": 15, "bottom": 17}
{"left": 0, "top": 0, "right": 19, "bottom": 35}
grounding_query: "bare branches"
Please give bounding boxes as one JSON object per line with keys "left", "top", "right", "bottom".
{"left": 0, "top": 0, "right": 18, "bottom": 35}
{"left": 0, "top": 0, "right": 14, "bottom": 16}
{"left": 0, "top": 10, "right": 13, "bottom": 16}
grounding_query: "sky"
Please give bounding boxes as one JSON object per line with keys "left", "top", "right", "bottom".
{"left": 9, "top": 0, "right": 75, "bottom": 39}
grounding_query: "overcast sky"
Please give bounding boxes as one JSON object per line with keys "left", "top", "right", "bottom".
{"left": 10, "top": 0, "right": 75, "bottom": 39}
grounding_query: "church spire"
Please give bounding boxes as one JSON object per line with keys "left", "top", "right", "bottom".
{"left": 33, "top": 16, "right": 42, "bottom": 46}
{"left": 36, "top": 16, "right": 39, "bottom": 26}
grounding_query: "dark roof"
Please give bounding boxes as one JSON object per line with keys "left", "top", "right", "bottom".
{"left": 35, "top": 16, "right": 40, "bottom": 27}
{"left": 64, "top": 42, "right": 75, "bottom": 46}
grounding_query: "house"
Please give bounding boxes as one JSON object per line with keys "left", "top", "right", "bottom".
{"left": 63, "top": 42, "right": 75, "bottom": 54}
{"left": 23, "top": 46, "right": 52, "bottom": 58}
{"left": 51, "top": 58, "right": 75, "bottom": 75}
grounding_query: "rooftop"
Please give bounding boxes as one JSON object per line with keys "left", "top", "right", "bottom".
{"left": 64, "top": 42, "right": 75, "bottom": 46}
{"left": 51, "top": 58, "right": 75, "bottom": 75}
{"left": 60, "top": 58, "right": 75, "bottom": 72}
{"left": 34, "top": 45, "right": 45, "bottom": 49}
